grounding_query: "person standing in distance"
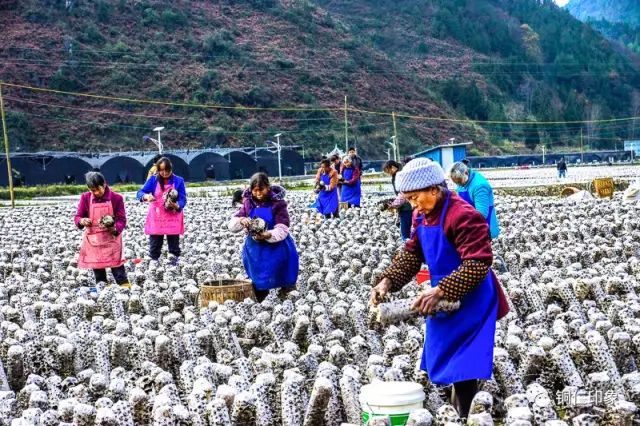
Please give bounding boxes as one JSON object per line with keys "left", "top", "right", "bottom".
{"left": 557, "top": 157, "right": 568, "bottom": 179}
{"left": 345, "top": 146, "right": 363, "bottom": 172}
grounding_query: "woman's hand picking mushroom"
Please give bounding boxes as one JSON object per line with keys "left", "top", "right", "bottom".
{"left": 411, "top": 286, "right": 444, "bottom": 316}
{"left": 253, "top": 231, "right": 271, "bottom": 241}
{"left": 370, "top": 278, "right": 392, "bottom": 306}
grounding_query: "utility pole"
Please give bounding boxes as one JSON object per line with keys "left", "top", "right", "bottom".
{"left": 390, "top": 136, "right": 398, "bottom": 162}
{"left": 0, "top": 83, "right": 15, "bottom": 208}
{"left": 274, "top": 133, "right": 282, "bottom": 181}
{"left": 580, "top": 128, "right": 584, "bottom": 163}
{"left": 392, "top": 112, "right": 400, "bottom": 161}
{"left": 344, "top": 95, "right": 349, "bottom": 153}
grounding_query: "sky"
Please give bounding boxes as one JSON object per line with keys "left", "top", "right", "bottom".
{"left": 554, "top": 0, "right": 570, "bottom": 6}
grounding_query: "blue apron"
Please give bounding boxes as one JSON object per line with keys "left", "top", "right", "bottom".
{"left": 242, "top": 206, "right": 299, "bottom": 291}
{"left": 340, "top": 167, "right": 361, "bottom": 207}
{"left": 316, "top": 173, "right": 339, "bottom": 215}
{"left": 417, "top": 194, "right": 498, "bottom": 385}
{"left": 458, "top": 174, "right": 494, "bottom": 230}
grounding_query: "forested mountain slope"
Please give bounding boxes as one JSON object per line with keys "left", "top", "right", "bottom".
{"left": 1, "top": 0, "right": 638, "bottom": 157}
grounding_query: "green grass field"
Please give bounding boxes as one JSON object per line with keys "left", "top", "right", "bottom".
{"left": 0, "top": 179, "right": 323, "bottom": 200}
{"left": 0, "top": 181, "right": 226, "bottom": 201}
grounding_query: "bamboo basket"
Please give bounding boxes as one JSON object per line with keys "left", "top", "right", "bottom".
{"left": 590, "top": 177, "right": 614, "bottom": 198}
{"left": 199, "top": 279, "right": 255, "bottom": 307}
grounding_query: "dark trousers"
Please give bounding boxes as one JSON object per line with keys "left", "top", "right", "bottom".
{"left": 452, "top": 379, "right": 478, "bottom": 419}
{"left": 254, "top": 286, "right": 294, "bottom": 303}
{"left": 324, "top": 208, "right": 340, "bottom": 219}
{"left": 94, "top": 265, "right": 128, "bottom": 285}
{"left": 149, "top": 235, "right": 181, "bottom": 260}
{"left": 255, "top": 288, "right": 269, "bottom": 302}
{"left": 399, "top": 209, "right": 413, "bottom": 240}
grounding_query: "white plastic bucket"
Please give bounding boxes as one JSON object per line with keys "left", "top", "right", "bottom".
{"left": 360, "top": 381, "right": 425, "bottom": 425}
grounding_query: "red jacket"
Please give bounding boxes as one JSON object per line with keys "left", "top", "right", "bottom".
{"left": 405, "top": 191, "right": 509, "bottom": 318}
{"left": 74, "top": 186, "right": 127, "bottom": 235}
{"left": 341, "top": 166, "right": 360, "bottom": 186}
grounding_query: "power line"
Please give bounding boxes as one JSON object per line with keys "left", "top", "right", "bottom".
{"left": 3, "top": 97, "right": 343, "bottom": 123}
{"left": 7, "top": 45, "right": 636, "bottom": 68}
{"left": 4, "top": 57, "right": 638, "bottom": 78}
{"left": 3, "top": 81, "right": 640, "bottom": 126}
{"left": 351, "top": 106, "right": 640, "bottom": 126}
{"left": 12, "top": 110, "right": 391, "bottom": 135}
{"left": 1, "top": 82, "right": 342, "bottom": 112}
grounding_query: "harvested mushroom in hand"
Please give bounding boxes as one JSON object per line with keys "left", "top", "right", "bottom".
{"left": 163, "top": 189, "right": 180, "bottom": 210}
{"left": 99, "top": 215, "right": 115, "bottom": 229}
{"left": 248, "top": 218, "right": 268, "bottom": 241}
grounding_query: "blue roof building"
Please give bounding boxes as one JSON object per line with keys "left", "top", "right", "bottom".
{"left": 412, "top": 142, "right": 471, "bottom": 171}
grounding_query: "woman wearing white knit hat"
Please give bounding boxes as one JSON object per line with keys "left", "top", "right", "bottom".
{"left": 369, "top": 158, "right": 509, "bottom": 420}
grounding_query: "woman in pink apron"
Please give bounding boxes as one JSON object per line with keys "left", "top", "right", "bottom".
{"left": 370, "top": 159, "right": 509, "bottom": 420}
{"left": 74, "top": 172, "right": 129, "bottom": 288}
{"left": 137, "top": 157, "right": 187, "bottom": 266}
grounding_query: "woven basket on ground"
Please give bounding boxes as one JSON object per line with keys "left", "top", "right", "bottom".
{"left": 560, "top": 187, "right": 581, "bottom": 198}
{"left": 199, "top": 279, "right": 255, "bottom": 306}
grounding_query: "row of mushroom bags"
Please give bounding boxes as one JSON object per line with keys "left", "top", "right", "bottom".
{"left": 0, "top": 188, "right": 639, "bottom": 424}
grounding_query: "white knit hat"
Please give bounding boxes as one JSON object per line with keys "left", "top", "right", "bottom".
{"left": 395, "top": 158, "right": 446, "bottom": 192}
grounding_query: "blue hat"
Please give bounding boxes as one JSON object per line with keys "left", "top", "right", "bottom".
{"left": 395, "top": 158, "right": 446, "bottom": 192}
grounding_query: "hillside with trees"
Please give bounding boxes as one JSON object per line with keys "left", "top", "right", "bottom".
{"left": 566, "top": 0, "right": 640, "bottom": 55}
{"left": 0, "top": 0, "right": 639, "bottom": 158}
{"left": 567, "top": 0, "right": 640, "bottom": 28}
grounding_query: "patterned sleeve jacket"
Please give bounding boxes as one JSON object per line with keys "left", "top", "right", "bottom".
{"left": 380, "top": 191, "right": 494, "bottom": 301}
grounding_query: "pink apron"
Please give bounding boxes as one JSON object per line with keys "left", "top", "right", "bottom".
{"left": 78, "top": 195, "right": 124, "bottom": 269}
{"left": 144, "top": 182, "right": 185, "bottom": 235}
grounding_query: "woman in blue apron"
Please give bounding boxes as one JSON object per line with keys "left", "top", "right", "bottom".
{"left": 340, "top": 156, "right": 361, "bottom": 208}
{"left": 314, "top": 159, "right": 340, "bottom": 218}
{"left": 449, "top": 161, "right": 500, "bottom": 239}
{"left": 229, "top": 173, "right": 299, "bottom": 302}
{"left": 370, "top": 158, "right": 509, "bottom": 420}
